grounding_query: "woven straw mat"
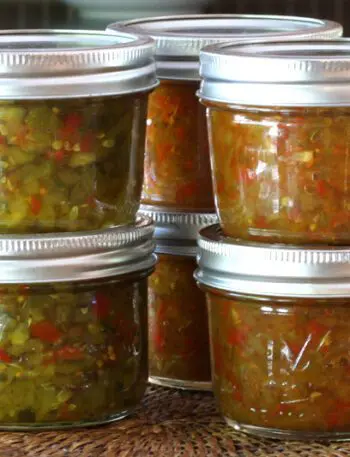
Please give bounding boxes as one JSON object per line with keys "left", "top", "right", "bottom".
{"left": 0, "top": 386, "right": 349, "bottom": 457}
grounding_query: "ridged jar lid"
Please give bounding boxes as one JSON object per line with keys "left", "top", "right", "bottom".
{"left": 0, "top": 217, "right": 156, "bottom": 284}
{"left": 195, "top": 225, "right": 350, "bottom": 298}
{"left": 0, "top": 29, "right": 157, "bottom": 99}
{"left": 138, "top": 206, "right": 217, "bottom": 256}
{"left": 199, "top": 39, "right": 350, "bottom": 106}
{"left": 108, "top": 15, "right": 342, "bottom": 80}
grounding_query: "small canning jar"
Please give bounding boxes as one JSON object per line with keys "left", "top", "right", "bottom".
{"left": 199, "top": 39, "right": 350, "bottom": 244}
{"left": 195, "top": 224, "right": 350, "bottom": 440}
{"left": 108, "top": 15, "right": 342, "bottom": 212}
{"left": 0, "top": 30, "right": 157, "bottom": 233}
{"left": 0, "top": 218, "right": 156, "bottom": 430}
{"left": 140, "top": 206, "right": 217, "bottom": 390}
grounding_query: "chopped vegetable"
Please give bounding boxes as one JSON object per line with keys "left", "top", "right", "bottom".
{"left": 30, "top": 321, "right": 62, "bottom": 343}
{"left": 207, "top": 292, "right": 350, "bottom": 432}
{"left": 148, "top": 254, "right": 211, "bottom": 384}
{"left": 142, "top": 81, "right": 214, "bottom": 210}
{"left": 0, "top": 278, "right": 148, "bottom": 426}
{"left": 0, "top": 95, "right": 148, "bottom": 233}
{"left": 206, "top": 105, "right": 350, "bottom": 244}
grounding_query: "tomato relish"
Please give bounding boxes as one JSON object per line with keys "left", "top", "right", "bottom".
{"left": 207, "top": 105, "right": 350, "bottom": 244}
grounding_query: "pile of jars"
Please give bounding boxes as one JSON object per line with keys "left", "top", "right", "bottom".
{"left": 108, "top": 15, "right": 345, "bottom": 399}
{"left": 195, "top": 37, "right": 350, "bottom": 440}
{"left": 0, "top": 12, "right": 349, "bottom": 443}
{"left": 109, "top": 16, "right": 350, "bottom": 441}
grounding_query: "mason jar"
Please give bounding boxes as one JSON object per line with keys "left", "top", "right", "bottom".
{"left": 0, "top": 218, "right": 156, "bottom": 429}
{"left": 0, "top": 30, "right": 157, "bottom": 233}
{"left": 107, "top": 15, "right": 342, "bottom": 212}
{"left": 139, "top": 206, "right": 216, "bottom": 390}
{"left": 195, "top": 224, "right": 350, "bottom": 440}
{"left": 199, "top": 39, "right": 350, "bottom": 244}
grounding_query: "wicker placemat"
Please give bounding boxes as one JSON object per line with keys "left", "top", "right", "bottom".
{"left": 0, "top": 386, "right": 349, "bottom": 457}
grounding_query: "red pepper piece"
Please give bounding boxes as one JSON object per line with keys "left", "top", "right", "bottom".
{"left": 287, "top": 340, "right": 304, "bottom": 357}
{"left": 227, "top": 328, "right": 247, "bottom": 347}
{"left": 30, "top": 196, "right": 42, "bottom": 216}
{"left": 30, "top": 321, "right": 62, "bottom": 343}
{"left": 64, "top": 113, "right": 82, "bottom": 131}
{"left": 92, "top": 292, "right": 111, "bottom": 319}
{"left": 255, "top": 216, "right": 267, "bottom": 228}
{"left": 307, "top": 320, "right": 328, "bottom": 339}
{"left": 0, "top": 348, "right": 11, "bottom": 363}
{"left": 54, "top": 150, "right": 65, "bottom": 162}
{"left": 315, "top": 180, "right": 328, "bottom": 197}
{"left": 153, "top": 326, "right": 166, "bottom": 353}
{"left": 55, "top": 346, "right": 84, "bottom": 361}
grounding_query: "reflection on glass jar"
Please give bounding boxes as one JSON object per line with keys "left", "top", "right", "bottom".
{"left": 148, "top": 254, "right": 211, "bottom": 390}
{"left": 205, "top": 291, "right": 350, "bottom": 438}
{"left": 0, "top": 96, "right": 147, "bottom": 233}
{"left": 142, "top": 81, "right": 214, "bottom": 211}
{"left": 0, "top": 276, "right": 148, "bottom": 429}
{"left": 206, "top": 105, "right": 350, "bottom": 244}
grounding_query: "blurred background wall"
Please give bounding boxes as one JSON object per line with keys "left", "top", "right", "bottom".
{"left": 0, "top": 0, "right": 347, "bottom": 35}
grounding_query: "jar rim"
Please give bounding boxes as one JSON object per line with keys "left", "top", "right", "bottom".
{"left": 195, "top": 224, "right": 350, "bottom": 298}
{"left": 0, "top": 217, "right": 157, "bottom": 284}
{"left": 198, "top": 39, "right": 350, "bottom": 107}
{"left": 0, "top": 29, "right": 158, "bottom": 98}
{"left": 108, "top": 14, "right": 342, "bottom": 80}
{"left": 138, "top": 205, "right": 217, "bottom": 241}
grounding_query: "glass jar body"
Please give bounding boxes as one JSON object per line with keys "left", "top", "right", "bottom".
{"left": 148, "top": 254, "right": 211, "bottom": 390}
{"left": 142, "top": 80, "right": 214, "bottom": 211}
{"left": 205, "top": 103, "right": 350, "bottom": 244}
{"left": 205, "top": 288, "right": 350, "bottom": 440}
{"left": 0, "top": 94, "right": 148, "bottom": 233}
{"left": 0, "top": 273, "right": 149, "bottom": 429}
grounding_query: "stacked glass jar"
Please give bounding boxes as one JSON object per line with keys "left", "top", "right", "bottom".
{"left": 196, "top": 39, "right": 350, "bottom": 440}
{"left": 0, "top": 29, "right": 158, "bottom": 429}
{"left": 140, "top": 208, "right": 217, "bottom": 390}
{"left": 107, "top": 15, "right": 343, "bottom": 391}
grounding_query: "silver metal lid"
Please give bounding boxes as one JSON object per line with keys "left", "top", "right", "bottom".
{"left": 199, "top": 39, "right": 350, "bottom": 106}
{"left": 108, "top": 15, "right": 342, "bottom": 80}
{"left": 0, "top": 29, "right": 157, "bottom": 99}
{"left": 195, "top": 224, "right": 350, "bottom": 298}
{"left": 0, "top": 217, "right": 156, "bottom": 284}
{"left": 138, "top": 205, "right": 217, "bottom": 256}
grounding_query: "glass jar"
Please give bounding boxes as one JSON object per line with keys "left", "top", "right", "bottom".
{"left": 139, "top": 207, "right": 217, "bottom": 390}
{"left": 0, "top": 30, "right": 157, "bottom": 233}
{"left": 195, "top": 224, "right": 350, "bottom": 440}
{"left": 199, "top": 40, "right": 350, "bottom": 244}
{"left": 108, "top": 15, "right": 342, "bottom": 212}
{"left": 0, "top": 218, "right": 156, "bottom": 429}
